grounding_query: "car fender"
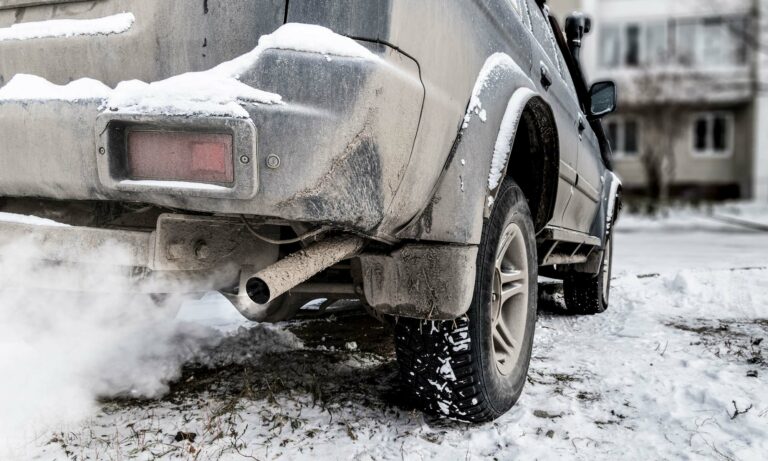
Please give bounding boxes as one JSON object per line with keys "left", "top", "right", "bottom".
{"left": 397, "top": 53, "right": 555, "bottom": 245}
{"left": 592, "top": 170, "right": 623, "bottom": 240}
{"left": 572, "top": 170, "right": 622, "bottom": 275}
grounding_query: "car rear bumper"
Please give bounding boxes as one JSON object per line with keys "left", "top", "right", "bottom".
{"left": 0, "top": 214, "right": 278, "bottom": 294}
{"left": 0, "top": 44, "right": 423, "bottom": 236}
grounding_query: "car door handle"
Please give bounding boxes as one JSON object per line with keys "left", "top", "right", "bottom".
{"left": 540, "top": 63, "right": 552, "bottom": 90}
{"left": 577, "top": 115, "right": 586, "bottom": 134}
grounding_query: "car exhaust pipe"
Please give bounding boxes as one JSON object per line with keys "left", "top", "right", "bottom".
{"left": 245, "top": 236, "right": 365, "bottom": 305}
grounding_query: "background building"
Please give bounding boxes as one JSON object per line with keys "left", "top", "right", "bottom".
{"left": 549, "top": 0, "right": 768, "bottom": 203}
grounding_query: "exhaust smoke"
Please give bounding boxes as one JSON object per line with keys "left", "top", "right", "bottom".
{"left": 0, "top": 236, "right": 225, "bottom": 455}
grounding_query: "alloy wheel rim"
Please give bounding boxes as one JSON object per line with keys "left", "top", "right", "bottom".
{"left": 491, "top": 222, "right": 529, "bottom": 376}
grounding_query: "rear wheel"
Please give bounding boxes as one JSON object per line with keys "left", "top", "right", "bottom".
{"left": 563, "top": 231, "right": 614, "bottom": 315}
{"left": 394, "top": 179, "right": 538, "bottom": 422}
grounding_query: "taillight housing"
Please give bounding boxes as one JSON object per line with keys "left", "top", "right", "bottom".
{"left": 126, "top": 131, "right": 234, "bottom": 184}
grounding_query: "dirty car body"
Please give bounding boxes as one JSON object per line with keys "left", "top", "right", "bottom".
{"left": 0, "top": 0, "right": 620, "bottom": 321}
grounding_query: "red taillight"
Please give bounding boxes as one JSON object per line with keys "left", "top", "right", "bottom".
{"left": 127, "top": 131, "right": 234, "bottom": 184}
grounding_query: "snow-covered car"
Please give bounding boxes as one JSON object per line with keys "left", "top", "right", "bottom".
{"left": 0, "top": 0, "right": 620, "bottom": 422}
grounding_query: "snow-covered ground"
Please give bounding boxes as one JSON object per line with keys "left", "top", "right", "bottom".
{"left": 2, "top": 205, "right": 767, "bottom": 460}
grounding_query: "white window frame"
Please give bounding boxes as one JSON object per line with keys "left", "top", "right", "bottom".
{"left": 599, "top": 16, "right": 747, "bottom": 71}
{"left": 606, "top": 116, "right": 642, "bottom": 159}
{"left": 680, "top": 17, "right": 748, "bottom": 70}
{"left": 690, "top": 112, "right": 734, "bottom": 158}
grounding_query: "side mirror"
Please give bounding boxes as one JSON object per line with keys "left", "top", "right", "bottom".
{"left": 589, "top": 81, "right": 617, "bottom": 118}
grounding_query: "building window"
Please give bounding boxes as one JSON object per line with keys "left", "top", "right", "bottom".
{"left": 625, "top": 24, "right": 641, "bottom": 67}
{"left": 676, "top": 17, "right": 747, "bottom": 68}
{"left": 600, "top": 24, "right": 621, "bottom": 68}
{"left": 692, "top": 112, "right": 733, "bottom": 157}
{"left": 599, "top": 16, "right": 748, "bottom": 70}
{"left": 645, "top": 22, "right": 668, "bottom": 65}
{"left": 600, "top": 22, "right": 664, "bottom": 68}
{"left": 606, "top": 117, "right": 640, "bottom": 157}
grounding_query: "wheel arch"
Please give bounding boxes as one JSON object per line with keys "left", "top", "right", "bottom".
{"left": 396, "top": 55, "right": 561, "bottom": 245}
{"left": 502, "top": 96, "right": 560, "bottom": 233}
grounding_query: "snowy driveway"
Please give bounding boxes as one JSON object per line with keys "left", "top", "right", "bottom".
{"left": 6, "top": 211, "right": 768, "bottom": 461}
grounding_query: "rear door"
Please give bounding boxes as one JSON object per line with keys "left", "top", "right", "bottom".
{"left": 557, "top": 53, "right": 603, "bottom": 234}
{"left": 525, "top": 0, "right": 580, "bottom": 229}
{"left": 573, "top": 121, "right": 605, "bottom": 233}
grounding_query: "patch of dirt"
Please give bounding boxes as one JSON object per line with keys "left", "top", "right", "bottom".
{"left": 576, "top": 391, "right": 602, "bottom": 402}
{"left": 667, "top": 319, "right": 767, "bottom": 368}
{"left": 533, "top": 409, "right": 564, "bottom": 419}
{"left": 288, "top": 309, "right": 395, "bottom": 358}
{"left": 538, "top": 282, "right": 567, "bottom": 314}
{"left": 595, "top": 409, "right": 628, "bottom": 428}
{"left": 528, "top": 370, "right": 587, "bottom": 386}
{"left": 101, "top": 310, "right": 401, "bottom": 413}
{"left": 68, "top": 310, "right": 412, "bottom": 460}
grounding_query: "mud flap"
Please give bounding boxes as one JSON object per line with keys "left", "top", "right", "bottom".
{"left": 360, "top": 244, "right": 477, "bottom": 320}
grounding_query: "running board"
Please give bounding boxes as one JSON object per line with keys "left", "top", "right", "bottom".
{"left": 537, "top": 226, "right": 601, "bottom": 267}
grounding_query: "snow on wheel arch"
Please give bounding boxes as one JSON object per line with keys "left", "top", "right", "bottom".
{"left": 457, "top": 52, "right": 541, "bottom": 193}
{"left": 488, "top": 87, "right": 539, "bottom": 191}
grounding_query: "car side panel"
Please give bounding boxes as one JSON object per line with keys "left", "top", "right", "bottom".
{"left": 575, "top": 127, "right": 606, "bottom": 230}
{"left": 380, "top": 0, "right": 536, "bottom": 235}
{"left": 285, "top": 0, "right": 599, "bottom": 242}
{"left": 288, "top": 0, "right": 535, "bottom": 241}
{"left": 526, "top": 0, "right": 604, "bottom": 235}
{"left": 525, "top": 0, "right": 579, "bottom": 229}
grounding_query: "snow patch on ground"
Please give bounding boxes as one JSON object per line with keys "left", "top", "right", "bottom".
{"left": 0, "top": 12, "right": 134, "bottom": 42}
{"left": 620, "top": 201, "right": 768, "bottom": 233}
{"left": 4, "top": 208, "right": 768, "bottom": 460}
{"left": 614, "top": 202, "right": 768, "bottom": 273}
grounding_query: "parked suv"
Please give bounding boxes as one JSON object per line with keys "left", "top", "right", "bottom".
{"left": 0, "top": 0, "right": 620, "bottom": 422}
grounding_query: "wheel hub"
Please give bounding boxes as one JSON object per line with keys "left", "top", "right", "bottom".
{"left": 491, "top": 222, "right": 529, "bottom": 376}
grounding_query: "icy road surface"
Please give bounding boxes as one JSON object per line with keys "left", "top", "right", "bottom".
{"left": 13, "top": 210, "right": 768, "bottom": 460}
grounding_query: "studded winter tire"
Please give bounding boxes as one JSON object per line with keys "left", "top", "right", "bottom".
{"left": 394, "top": 179, "right": 538, "bottom": 423}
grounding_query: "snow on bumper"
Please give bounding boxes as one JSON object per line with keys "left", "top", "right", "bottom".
{"left": 0, "top": 35, "right": 422, "bottom": 234}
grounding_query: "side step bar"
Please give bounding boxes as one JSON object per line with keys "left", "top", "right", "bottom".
{"left": 537, "top": 226, "right": 601, "bottom": 267}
